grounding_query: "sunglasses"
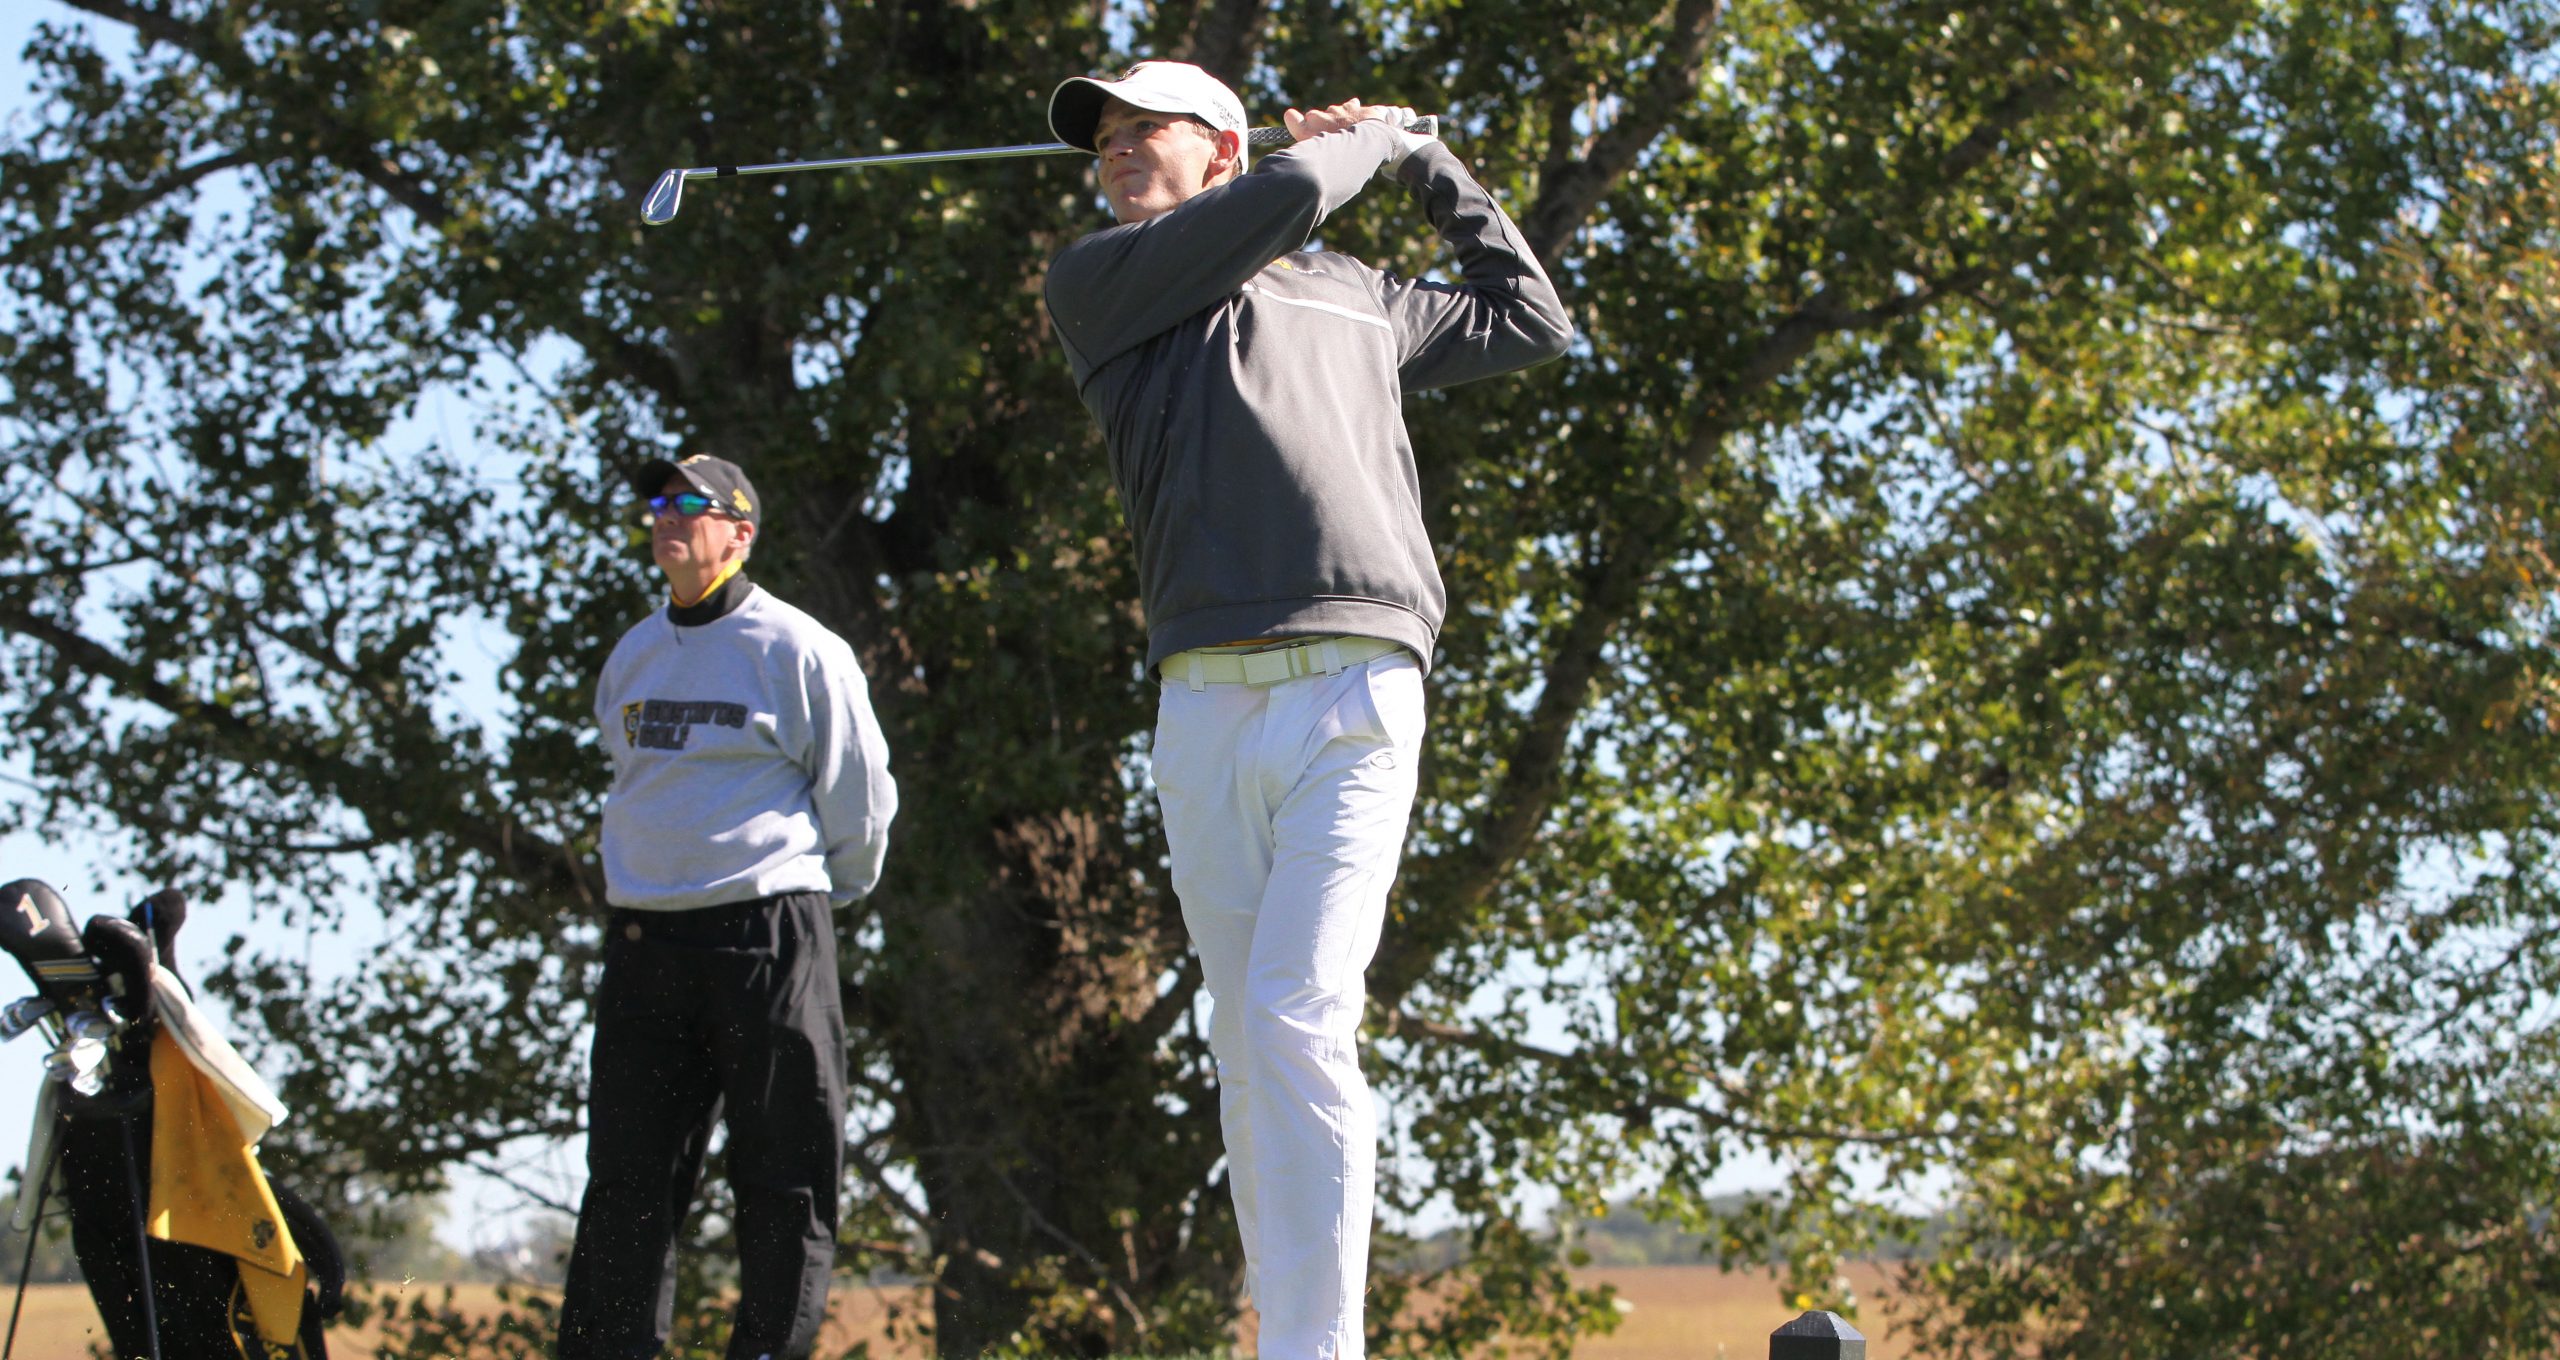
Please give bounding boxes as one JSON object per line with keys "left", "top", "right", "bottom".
{"left": 645, "top": 492, "right": 739, "bottom": 519}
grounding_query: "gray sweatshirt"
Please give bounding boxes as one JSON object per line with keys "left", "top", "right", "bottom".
{"left": 594, "top": 584, "right": 897, "bottom": 910}
{"left": 1043, "top": 121, "right": 1573, "bottom": 673}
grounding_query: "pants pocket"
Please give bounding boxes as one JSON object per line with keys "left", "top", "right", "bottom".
{"left": 1349, "top": 654, "right": 1425, "bottom": 761}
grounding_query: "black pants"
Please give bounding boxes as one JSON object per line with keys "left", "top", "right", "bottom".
{"left": 557, "top": 892, "right": 846, "bottom": 1360}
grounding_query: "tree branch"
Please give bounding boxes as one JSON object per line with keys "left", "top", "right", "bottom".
{"left": 989, "top": 1162, "right": 1151, "bottom": 1340}
{"left": 0, "top": 601, "right": 602, "bottom": 907}
{"left": 1387, "top": 65, "right": 2084, "bottom": 1002}
{"left": 57, "top": 0, "right": 194, "bottom": 54}
{"left": 1380, "top": 1010, "right": 1931, "bottom": 1147}
{"left": 846, "top": 1130, "right": 935, "bottom": 1234}
{"left": 72, "top": 151, "right": 257, "bottom": 233}
{"left": 1931, "top": 67, "right": 2074, "bottom": 189}
{"left": 242, "top": 616, "right": 412, "bottom": 712}
{"left": 1380, "top": 1007, "right": 1577, "bottom": 1070}
{"left": 100, "top": 800, "right": 393, "bottom": 858}
{"left": 1694, "top": 267, "right": 1994, "bottom": 443}
{"left": 0, "top": 553, "right": 154, "bottom": 586}
{"left": 456, "top": 1154, "right": 579, "bottom": 1218}
{"left": 64, "top": 0, "right": 456, "bottom": 230}
{"left": 1394, "top": 276, "right": 1987, "bottom": 966}
{"left": 1520, "top": 0, "right": 1724, "bottom": 262}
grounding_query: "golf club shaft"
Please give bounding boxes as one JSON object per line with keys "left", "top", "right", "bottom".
{"left": 667, "top": 125, "right": 1298, "bottom": 194}
{"left": 642, "top": 118, "right": 1437, "bottom": 225}
{"left": 698, "top": 137, "right": 1108, "bottom": 182}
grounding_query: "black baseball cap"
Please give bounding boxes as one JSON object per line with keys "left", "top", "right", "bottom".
{"left": 629, "top": 453, "right": 761, "bottom": 529}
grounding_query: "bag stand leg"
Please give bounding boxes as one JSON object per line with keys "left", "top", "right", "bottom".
{"left": 2, "top": 1139, "right": 57, "bottom": 1360}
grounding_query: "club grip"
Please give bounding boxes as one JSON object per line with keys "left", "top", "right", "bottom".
{"left": 1244, "top": 114, "right": 1439, "bottom": 148}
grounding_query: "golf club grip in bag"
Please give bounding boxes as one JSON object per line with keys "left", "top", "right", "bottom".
{"left": 0, "top": 879, "right": 343, "bottom": 1359}
{"left": 0, "top": 881, "right": 95, "bottom": 1004}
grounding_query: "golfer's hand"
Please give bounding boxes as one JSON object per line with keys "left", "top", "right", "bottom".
{"left": 1284, "top": 99, "right": 1383, "bottom": 141}
{"left": 1285, "top": 100, "right": 1438, "bottom": 178}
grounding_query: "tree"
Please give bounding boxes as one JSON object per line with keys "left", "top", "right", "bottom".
{"left": 1, "top": 1, "right": 2555, "bottom": 1356}
{"left": 0, "top": 1186, "right": 88, "bottom": 1285}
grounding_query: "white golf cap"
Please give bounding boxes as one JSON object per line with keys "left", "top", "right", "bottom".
{"left": 1049, "top": 60, "right": 1247, "bottom": 153}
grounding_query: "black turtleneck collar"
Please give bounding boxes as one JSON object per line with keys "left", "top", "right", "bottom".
{"left": 666, "top": 571, "right": 753, "bottom": 628}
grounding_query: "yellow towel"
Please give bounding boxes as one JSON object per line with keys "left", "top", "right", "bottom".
{"left": 146, "top": 1029, "right": 308, "bottom": 1348}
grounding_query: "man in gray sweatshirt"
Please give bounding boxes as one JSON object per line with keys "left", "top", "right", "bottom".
{"left": 1043, "top": 61, "right": 1571, "bottom": 1360}
{"left": 559, "top": 453, "right": 897, "bottom": 1360}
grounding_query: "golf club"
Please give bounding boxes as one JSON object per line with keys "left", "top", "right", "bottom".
{"left": 641, "top": 117, "right": 1439, "bottom": 225}
{"left": 0, "top": 996, "right": 52, "bottom": 1042}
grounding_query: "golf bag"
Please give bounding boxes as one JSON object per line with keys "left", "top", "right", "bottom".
{"left": 0, "top": 879, "right": 345, "bottom": 1359}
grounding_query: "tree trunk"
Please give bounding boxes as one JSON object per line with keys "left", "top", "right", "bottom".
{"left": 877, "top": 807, "right": 1232, "bottom": 1357}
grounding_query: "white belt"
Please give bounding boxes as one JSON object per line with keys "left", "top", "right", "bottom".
{"left": 1161, "top": 636, "right": 1404, "bottom": 691}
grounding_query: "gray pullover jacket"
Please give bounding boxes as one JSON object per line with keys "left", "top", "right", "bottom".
{"left": 595, "top": 580, "right": 897, "bottom": 911}
{"left": 1044, "top": 121, "right": 1573, "bottom": 673}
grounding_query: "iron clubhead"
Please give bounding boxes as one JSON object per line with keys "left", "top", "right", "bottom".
{"left": 641, "top": 168, "right": 687, "bottom": 226}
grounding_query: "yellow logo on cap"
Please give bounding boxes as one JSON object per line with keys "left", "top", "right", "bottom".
{"left": 731, "top": 490, "right": 752, "bottom": 513}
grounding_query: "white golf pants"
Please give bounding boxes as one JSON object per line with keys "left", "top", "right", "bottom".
{"left": 1152, "top": 647, "right": 1426, "bottom": 1360}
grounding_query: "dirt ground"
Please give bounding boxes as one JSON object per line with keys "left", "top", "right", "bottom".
{"left": 6, "top": 1263, "right": 1907, "bottom": 1358}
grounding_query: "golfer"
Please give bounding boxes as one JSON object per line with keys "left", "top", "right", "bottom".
{"left": 1042, "top": 61, "right": 1571, "bottom": 1359}
{"left": 560, "top": 453, "right": 896, "bottom": 1360}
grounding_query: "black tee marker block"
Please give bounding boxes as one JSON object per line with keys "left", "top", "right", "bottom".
{"left": 1771, "top": 1310, "right": 1868, "bottom": 1360}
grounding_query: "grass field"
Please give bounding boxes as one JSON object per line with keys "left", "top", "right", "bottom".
{"left": 1564, "top": 1264, "right": 1904, "bottom": 1360}
{"left": 4, "top": 1263, "right": 1906, "bottom": 1357}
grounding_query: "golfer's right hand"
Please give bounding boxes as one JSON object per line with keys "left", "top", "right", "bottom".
{"left": 1284, "top": 99, "right": 1379, "bottom": 141}
{"left": 1284, "top": 100, "right": 1438, "bottom": 176}
{"left": 1363, "top": 104, "right": 1437, "bottom": 177}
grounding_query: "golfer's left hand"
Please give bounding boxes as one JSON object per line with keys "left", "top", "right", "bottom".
{"left": 1285, "top": 99, "right": 1421, "bottom": 140}
{"left": 1285, "top": 100, "right": 1437, "bottom": 177}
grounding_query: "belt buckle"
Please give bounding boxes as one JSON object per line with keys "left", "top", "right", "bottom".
{"left": 1241, "top": 648, "right": 1296, "bottom": 685}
